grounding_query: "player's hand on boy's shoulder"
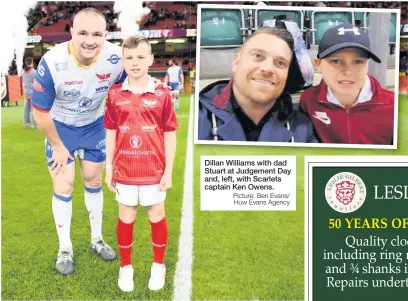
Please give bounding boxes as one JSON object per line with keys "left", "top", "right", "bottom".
{"left": 159, "top": 172, "right": 172, "bottom": 192}
{"left": 105, "top": 168, "right": 116, "bottom": 193}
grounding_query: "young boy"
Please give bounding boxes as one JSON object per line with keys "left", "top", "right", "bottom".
{"left": 104, "top": 35, "right": 178, "bottom": 292}
{"left": 300, "top": 24, "right": 394, "bottom": 145}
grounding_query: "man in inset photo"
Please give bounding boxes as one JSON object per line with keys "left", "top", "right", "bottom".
{"left": 198, "top": 26, "right": 317, "bottom": 143}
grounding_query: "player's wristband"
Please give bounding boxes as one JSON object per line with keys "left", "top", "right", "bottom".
{"left": 106, "top": 164, "right": 113, "bottom": 169}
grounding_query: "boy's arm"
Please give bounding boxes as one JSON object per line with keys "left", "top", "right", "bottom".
{"left": 160, "top": 93, "right": 179, "bottom": 191}
{"left": 105, "top": 129, "right": 116, "bottom": 167}
{"left": 103, "top": 90, "right": 118, "bottom": 192}
{"left": 163, "top": 131, "right": 177, "bottom": 176}
{"left": 103, "top": 89, "right": 118, "bottom": 160}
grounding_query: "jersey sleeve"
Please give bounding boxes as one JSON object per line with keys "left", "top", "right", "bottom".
{"left": 31, "top": 57, "right": 56, "bottom": 112}
{"left": 162, "top": 93, "right": 179, "bottom": 132}
{"left": 116, "top": 70, "right": 127, "bottom": 84}
{"left": 178, "top": 67, "right": 182, "bottom": 75}
{"left": 103, "top": 89, "right": 117, "bottom": 129}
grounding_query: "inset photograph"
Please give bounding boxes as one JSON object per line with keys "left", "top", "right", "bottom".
{"left": 195, "top": 4, "right": 400, "bottom": 149}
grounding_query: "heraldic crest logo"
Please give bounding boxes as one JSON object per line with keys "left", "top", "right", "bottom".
{"left": 325, "top": 172, "right": 367, "bottom": 213}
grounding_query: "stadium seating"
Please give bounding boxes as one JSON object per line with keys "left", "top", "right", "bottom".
{"left": 200, "top": 8, "right": 245, "bottom": 47}
{"left": 36, "top": 19, "right": 71, "bottom": 35}
{"left": 256, "top": 9, "right": 304, "bottom": 29}
{"left": 311, "top": 11, "right": 354, "bottom": 45}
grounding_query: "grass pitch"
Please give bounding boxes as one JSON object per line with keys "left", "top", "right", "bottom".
{"left": 1, "top": 95, "right": 407, "bottom": 300}
{"left": 1, "top": 95, "right": 190, "bottom": 300}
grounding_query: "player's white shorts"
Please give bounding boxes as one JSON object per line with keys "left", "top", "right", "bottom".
{"left": 115, "top": 183, "right": 166, "bottom": 206}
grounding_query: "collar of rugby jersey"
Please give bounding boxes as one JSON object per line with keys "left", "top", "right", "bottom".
{"left": 326, "top": 75, "right": 373, "bottom": 108}
{"left": 121, "top": 75, "right": 156, "bottom": 93}
{"left": 68, "top": 40, "right": 100, "bottom": 69}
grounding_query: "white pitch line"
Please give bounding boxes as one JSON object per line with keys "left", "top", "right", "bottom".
{"left": 173, "top": 95, "right": 194, "bottom": 301}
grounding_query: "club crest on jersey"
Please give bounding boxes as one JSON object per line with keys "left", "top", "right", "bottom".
{"left": 33, "top": 79, "right": 44, "bottom": 92}
{"left": 79, "top": 97, "right": 92, "bottom": 108}
{"left": 142, "top": 98, "right": 157, "bottom": 108}
{"left": 96, "top": 73, "right": 111, "bottom": 83}
{"left": 130, "top": 135, "right": 142, "bottom": 148}
{"left": 107, "top": 54, "right": 121, "bottom": 64}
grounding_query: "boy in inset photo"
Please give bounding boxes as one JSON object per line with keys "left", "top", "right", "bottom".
{"left": 104, "top": 35, "right": 178, "bottom": 292}
{"left": 300, "top": 24, "right": 394, "bottom": 145}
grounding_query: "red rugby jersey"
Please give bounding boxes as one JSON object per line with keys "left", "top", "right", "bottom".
{"left": 104, "top": 77, "right": 178, "bottom": 185}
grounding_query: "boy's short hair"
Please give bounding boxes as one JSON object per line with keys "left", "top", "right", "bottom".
{"left": 122, "top": 35, "right": 152, "bottom": 54}
{"left": 25, "top": 57, "right": 33, "bottom": 66}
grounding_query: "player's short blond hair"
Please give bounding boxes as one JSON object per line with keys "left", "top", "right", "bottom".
{"left": 73, "top": 8, "right": 107, "bottom": 29}
{"left": 74, "top": 7, "right": 106, "bottom": 21}
{"left": 122, "top": 35, "right": 152, "bottom": 54}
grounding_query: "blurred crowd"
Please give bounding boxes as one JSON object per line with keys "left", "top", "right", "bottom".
{"left": 27, "top": 1, "right": 198, "bottom": 32}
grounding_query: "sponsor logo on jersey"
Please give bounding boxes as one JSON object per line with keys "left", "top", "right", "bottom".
{"left": 142, "top": 98, "right": 157, "bottom": 108}
{"left": 63, "top": 89, "right": 80, "bottom": 99}
{"left": 119, "top": 149, "right": 155, "bottom": 156}
{"left": 55, "top": 62, "right": 68, "bottom": 72}
{"left": 61, "top": 103, "right": 101, "bottom": 115}
{"left": 78, "top": 97, "right": 93, "bottom": 108}
{"left": 116, "top": 99, "right": 130, "bottom": 106}
{"left": 37, "top": 65, "right": 46, "bottom": 77}
{"left": 130, "top": 135, "right": 142, "bottom": 148}
{"left": 119, "top": 125, "right": 130, "bottom": 133}
{"left": 107, "top": 54, "right": 121, "bottom": 64}
{"left": 141, "top": 124, "right": 157, "bottom": 131}
{"left": 96, "top": 73, "right": 111, "bottom": 83}
{"left": 33, "top": 79, "right": 44, "bottom": 92}
{"left": 64, "top": 80, "right": 83, "bottom": 85}
{"left": 95, "top": 86, "right": 109, "bottom": 93}
{"left": 154, "top": 90, "right": 164, "bottom": 96}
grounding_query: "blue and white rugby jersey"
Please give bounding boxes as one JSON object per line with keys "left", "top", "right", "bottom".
{"left": 31, "top": 40, "right": 125, "bottom": 127}
{"left": 166, "top": 65, "right": 182, "bottom": 84}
